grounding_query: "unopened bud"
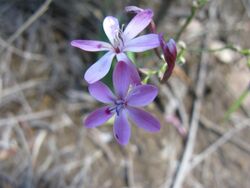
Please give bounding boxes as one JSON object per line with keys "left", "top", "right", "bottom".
{"left": 165, "top": 38, "right": 177, "bottom": 65}
{"left": 160, "top": 38, "right": 177, "bottom": 82}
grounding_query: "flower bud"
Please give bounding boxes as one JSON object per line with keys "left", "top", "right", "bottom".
{"left": 159, "top": 35, "right": 177, "bottom": 82}
{"left": 164, "top": 38, "right": 177, "bottom": 66}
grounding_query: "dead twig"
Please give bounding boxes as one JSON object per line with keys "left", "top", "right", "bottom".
{"left": 155, "top": 0, "right": 175, "bottom": 25}
{"left": 241, "top": 0, "right": 250, "bottom": 17}
{"left": 32, "top": 131, "right": 48, "bottom": 166}
{"left": 13, "top": 123, "right": 33, "bottom": 188}
{"left": 170, "top": 33, "right": 209, "bottom": 188}
{"left": 68, "top": 151, "right": 103, "bottom": 187}
{"left": 200, "top": 116, "right": 250, "bottom": 154}
{"left": 190, "top": 118, "right": 250, "bottom": 170}
{"left": 0, "top": 0, "right": 52, "bottom": 54}
{"left": 0, "top": 110, "right": 54, "bottom": 127}
{"left": 125, "top": 149, "right": 135, "bottom": 188}
{"left": 0, "top": 53, "right": 34, "bottom": 115}
{"left": 0, "top": 37, "right": 45, "bottom": 61}
{"left": 88, "top": 129, "right": 116, "bottom": 163}
{"left": 151, "top": 77, "right": 189, "bottom": 132}
{"left": 1, "top": 79, "right": 45, "bottom": 99}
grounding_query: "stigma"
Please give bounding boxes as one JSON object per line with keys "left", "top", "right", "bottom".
{"left": 113, "top": 29, "right": 124, "bottom": 53}
{"left": 108, "top": 99, "right": 126, "bottom": 116}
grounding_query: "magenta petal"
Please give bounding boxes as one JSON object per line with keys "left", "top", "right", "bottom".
{"left": 88, "top": 82, "right": 115, "bottom": 103}
{"left": 124, "top": 34, "right": 160, "bottom": 52}
{"left": 84, "top": 106, "right": 114, "bottom": 128}
{"left": 162, "top": 38, "right": 177, "bottom": 82}
{"left": 164, "top": 38, "right": 177, "bottom": 64}
{"left": 124, "top": 9, "right": 153, "bottom": 40}
{"left": 116, "top": 53, "right": 141, "bottom": 85}
{"left": 158, "top": 33, "right": 165, "bottom": 50}
{"left": 71, "top": 40, "right": 112, "bottom": 51}
{"left": 113, "top": 111, "right": 131, "bottom": 145}
{"left": 84, "top": 52, "right": 115, "bottom": 84}
{"left": 103, "top": 16, "right": 120, "bottom": 45}
{"left": 127, "top": 85, "right": 158, "bottom": 107}
{"left": 127, "top": 107, "right": 160, "bottom": 132}
{"left": 113, "top": 61, "right": 130, "bottom": 98}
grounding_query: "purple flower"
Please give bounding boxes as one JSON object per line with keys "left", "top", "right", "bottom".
{"left": 125, "top": 6, "right": 157, "bottom": 33}
{"left": 84, "top": 61, "right": 161, "bottom": 145}
{"left": 71, "top": 10, "right": 160, "bottom": 84}
{"left": 159, "top": 34, "right": 177, "bottom": 82}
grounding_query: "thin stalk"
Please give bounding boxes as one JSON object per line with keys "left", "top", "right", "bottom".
{"left": 175, "top": 4, "right": 197, "bottom": 41}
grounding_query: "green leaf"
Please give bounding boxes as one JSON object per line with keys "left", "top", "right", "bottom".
{"left": 127, "top": 52, "right": 135, "bottom": 64}
{"left": 197, "top": 0, "right": 208, "bottom": 7}
{"left": 142, "top": 76, "right": 150, "bottom": 84}
{"left": 240, "top": 49, "right": 250, "bottom": 56}
{"left": 247, "top": 58, "right": 250, "bottom": 67}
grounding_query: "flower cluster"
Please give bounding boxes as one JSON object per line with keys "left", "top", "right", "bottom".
{"left": 71, "top": 6, "right": 177, "bottom": 145}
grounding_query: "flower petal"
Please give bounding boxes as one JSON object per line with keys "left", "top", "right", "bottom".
{"left": 127, "top": 84, "right": 158, "bottom": 107}
{"left": 127, "top": 107, "right": 160, "bottom": 132}
{"left": 125, "top": 6, "right": 144, "bottom": 13}
{"left": 116, "top": 53, "right": 141, "bottom": 85}
{"left": 103, "top": 16, "right": 120, "bottom": 45}
{"left": 166, "top": 39, "right": 177, "bottom": 56}
{"left": 113, "top": 111, "right": 131, "bottom": 145}
{"left": 113, "top": 61, "right": 130, "bottom": 98}
{"left": 124, "top": 34, "right": 160, "bottom": 52}
{"left": 71, "top": 40, "right": 112, "bottom": 51}
{"left": 123, "top": 9, "right": 153, "bottom": 40}
{"left": 88, "top": 82, "right": 115, "bottom": 103}
{"left": 84, "top": 52, "right": 115, "bottom": 84}
{"left": 158, "top": 33, "right": 166, "bottom": 50}
{"left": 84, "top": 106, "right": 114, "bottom": 128}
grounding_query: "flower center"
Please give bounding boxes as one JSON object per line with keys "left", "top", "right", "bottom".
{"left": 109, "top": 99, "right": 126, "bottom": 116}
{"left": 113, "top": 29, "right": 124, "bottom": 53}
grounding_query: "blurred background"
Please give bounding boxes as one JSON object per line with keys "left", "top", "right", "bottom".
{"left": 0, "top": 0, "right": 249, "bottom": 187}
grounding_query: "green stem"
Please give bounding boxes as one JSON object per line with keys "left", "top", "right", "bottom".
{"left": 175, "top": 4, "right": 197, "bottom": 41}
{"left": 188, "top": 45, "right": 236, "bottom": 53}
{"left": 175, "top": 0, "right": 208, "bottom": 41}
{"left": 224, "top": 86, "right": 250, "bottom": 120}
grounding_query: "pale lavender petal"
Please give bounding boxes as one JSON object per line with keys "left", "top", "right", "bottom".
{"left": 127, "top": 107, "right": 160, "bottom": 132}
{"left": 126, "top": 84, "right": 158, "bottom": 107}
{"left": 113, "top": 61, "right": 130, "bottom": 98}
{"left": 103, "top": 16, "right": 120, "bottom": 45}
{"left": 125, "top": 6, "right": 143, "bottom": 13}
{"left": 84, "top": 52, "right": 115, "bottom": 84}
{"left": 88, "top": 82, "right": 115, "bottom": 103}
{"left": 113, "top": 111, "right": 131, "bottom": 145}
{"left": 84, "top": 106, "right": 114, "bottom": 128}
{"left": 116, "top": 53, "right": 141, "bottom": 85}
{"left": 166, "top": 38, "right": 177, "bottom": 56}
{"left": 71, "top": 40, "right": 112, "bottom": 51}
{"left": 123, "top": 9, "right": 153, "bottom": 40}
{"left": 124, "top": 34, "right": 160, "bottom": 52}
